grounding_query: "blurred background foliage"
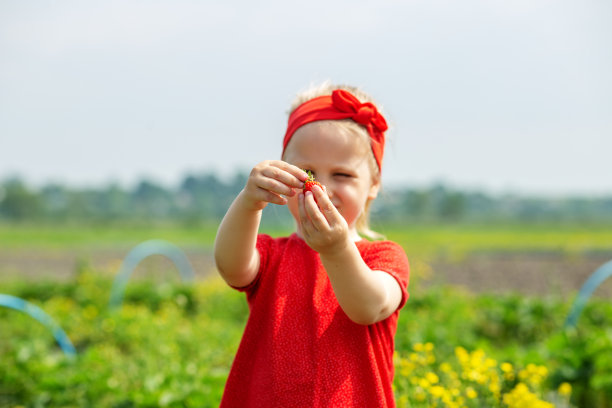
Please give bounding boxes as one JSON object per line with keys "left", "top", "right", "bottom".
{"left": 2, "top": 172, "right": 612, "bottom": 226}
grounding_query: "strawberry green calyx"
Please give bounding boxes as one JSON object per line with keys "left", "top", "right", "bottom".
{"left": 303, "top": 170, "right": 323, "bottom": 193}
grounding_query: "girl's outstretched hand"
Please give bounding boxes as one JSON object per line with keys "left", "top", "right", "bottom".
{"left": 298, "top": 184, "right": 351, "bottom": 254}
{"left": 243, "top": 161, "right": 307, "bottom": 211}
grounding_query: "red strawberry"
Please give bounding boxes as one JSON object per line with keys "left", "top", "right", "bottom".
{"left": 303, "top": 170, "right": 322, "bottom": 193}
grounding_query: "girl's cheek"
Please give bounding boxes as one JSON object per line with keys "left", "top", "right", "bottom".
{"left": 333, "top": 184, "right": 354, "bottom": 199}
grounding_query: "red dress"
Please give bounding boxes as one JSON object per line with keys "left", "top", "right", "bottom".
{"left": 220, "top": 233, "right": 410, "bottom": 408}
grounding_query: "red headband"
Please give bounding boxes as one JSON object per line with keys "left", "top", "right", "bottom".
{"left": 282, "top": 89, "right": 388, "bottom": 171}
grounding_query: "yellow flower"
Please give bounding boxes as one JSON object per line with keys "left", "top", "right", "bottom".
{"left": 425, "top": 372, "right": 439, "bottom": 384}
{"left": 484, "top": 357, "right": 497, "bottom": 369}
{"left": 465, "top": 368, "right": 483, "bottom": 383}
{"left": 465, "top": 386, "right": 478, "bottom": 399}
{"left": 518, "top": 363, "right": 547, "bottom": 386}
{"left": 503, "top": 382, "right": 554, "bottom": 408}
{"left": 430, "top": 385, "right": 445, "bottom": 398}
{"left": 489, "top": 383, "right": 501, "bottom": 402}
{"left": 442, "top": 394, "right": 455, "bottom": 406}
{"left": 471, "top": 349, "right": 485, "bottom": 362}
{"left": 418, "top": 378, "right": 430, "bottom": 389}
{"left": 558, "top": 382, "right": 572, "bottom": 397}
{"left": 455, "top": 346, "right": 469, "bottom": 364}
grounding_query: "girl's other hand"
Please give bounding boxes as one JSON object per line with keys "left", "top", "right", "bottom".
{"left": 242, "top": 160, "right": 307, "bottom": 211}
{"left": 298, "top": 184, "right": 351, "bottom": 254}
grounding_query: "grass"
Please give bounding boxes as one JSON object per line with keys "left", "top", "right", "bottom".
{"left": 379, "top": 223, "right": 612, "bottom": 261}
{"left": 0, "top": 222, "right": 220, "bottom": 250}
{"left": 2, "top": 222, "right": 611, "bottom": 258}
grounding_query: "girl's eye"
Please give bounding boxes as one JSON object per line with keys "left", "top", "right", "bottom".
{"left": 335, "top": 173, "right": 352, "bottom": 178}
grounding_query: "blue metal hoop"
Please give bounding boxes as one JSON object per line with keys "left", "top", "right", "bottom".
{"left": 0, "top": 294, "right": 77, "bottom": 358}
{"left": 108, "top": 239, "right": 196, "bottom": 310}
{"left": 565, "top": 259, "right": 612, "bottom": 329}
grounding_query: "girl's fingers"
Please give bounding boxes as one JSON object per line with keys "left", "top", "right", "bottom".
{"left": 297, "top": 192, "right": 311, "bottom": 230}
{"left": 303, "top": 191, "right": 329, "bottom": 231}
{"left": 275, "top": 161, "right": 309, "bottom": 182}
{"left": 256, "top": 187, "right": 287, "bottom": 206}
{"left": 311, "top": 185, "right": 343, "bottom": 225}
{"left": 264, "top": 161, "right": 308, "bottom": 188}
{"left": 248, "top": 163, "right": 299, "bottom": 195}
{"left": 245, "top": 160, "right": 308, "bottom": 208}
{"left": 256, "top": 175, "right": 297, "bottom": 197}
{"left": 298, "top": 192, "right": 320, "bottom": 235}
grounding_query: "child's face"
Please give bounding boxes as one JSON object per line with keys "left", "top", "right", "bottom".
{"left": 283, "top": 121, "right": 380, "bottom": 239}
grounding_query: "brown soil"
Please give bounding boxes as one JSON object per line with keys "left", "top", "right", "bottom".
{"left": 428, "top": 252, "right": 612, "bottom": 297}
{"left": 1, "top": 248, "right": 611, "bottom": 297}
{"left": 0, "top": 247, "right": 216, "bottom": 283}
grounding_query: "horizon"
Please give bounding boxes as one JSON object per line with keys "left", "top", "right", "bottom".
{"left": 2, "top": 168, "right": 611, "bottom": 200}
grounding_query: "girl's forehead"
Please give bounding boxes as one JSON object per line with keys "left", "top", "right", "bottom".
{"left": 284, "top": 122, "right": 370, "bottom": 162}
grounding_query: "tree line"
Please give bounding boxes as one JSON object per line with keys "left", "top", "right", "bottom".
{"left": 1, "top": 173, "right": 611, "bottom": 226}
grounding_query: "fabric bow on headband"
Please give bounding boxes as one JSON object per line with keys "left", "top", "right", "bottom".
{"left": 282, "top": 89, "right": 388, "bottom": 171}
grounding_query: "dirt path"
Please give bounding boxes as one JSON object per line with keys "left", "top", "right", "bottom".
{"left": 0, "top": 246, "right": 216, "bottom": 283}
{"left": 1, "top": 248, "right": 611, "bottom": 297}
{"left": 430, "top": 252, "right": 612, "bottom": 297}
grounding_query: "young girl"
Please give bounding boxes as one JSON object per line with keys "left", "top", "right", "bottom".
{"left": 214, "top": 83, "right": 410, "bottom": 407}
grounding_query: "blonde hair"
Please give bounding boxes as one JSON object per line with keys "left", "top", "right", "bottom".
{"left": 285, "top": 81, "right": 386, "bottom": 240}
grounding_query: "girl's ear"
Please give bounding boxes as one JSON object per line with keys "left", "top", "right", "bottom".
{"left": 368, "top": 177, "right": 381, "bottom": 200}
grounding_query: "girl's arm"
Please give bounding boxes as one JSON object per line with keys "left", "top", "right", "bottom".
{"left": 319, "top": 242, "right": 402, "bottom": 325}
{"left": 214, "top": 161, "right": 307, "bottom": 288}
{"left": 298, "top": 186, "right": 402, "bottom": 325}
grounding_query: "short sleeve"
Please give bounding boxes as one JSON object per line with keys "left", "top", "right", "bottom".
{"left": 228, "top": 233, "right": 274, "bottom": 293}
{"left": 359, "top": 240, "right": 410, "bottom": 310}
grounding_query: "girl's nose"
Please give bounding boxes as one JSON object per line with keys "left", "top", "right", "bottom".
{"left": 315, "top": 175, "right": 334, "bottom": 199}
{"left": 323, "top": 185, "right": 332, "bottom": 199}
{"left": 320, "top": 182, "right": 333, "bottom": 200}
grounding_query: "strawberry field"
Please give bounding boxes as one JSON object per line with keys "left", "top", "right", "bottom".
{"left": 1, "top": 224, "right": 612, "bottom": 407}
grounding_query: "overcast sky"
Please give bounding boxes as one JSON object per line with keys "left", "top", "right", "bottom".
{"left": 1, "top": 0, "right": 611, "bottom": 196}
